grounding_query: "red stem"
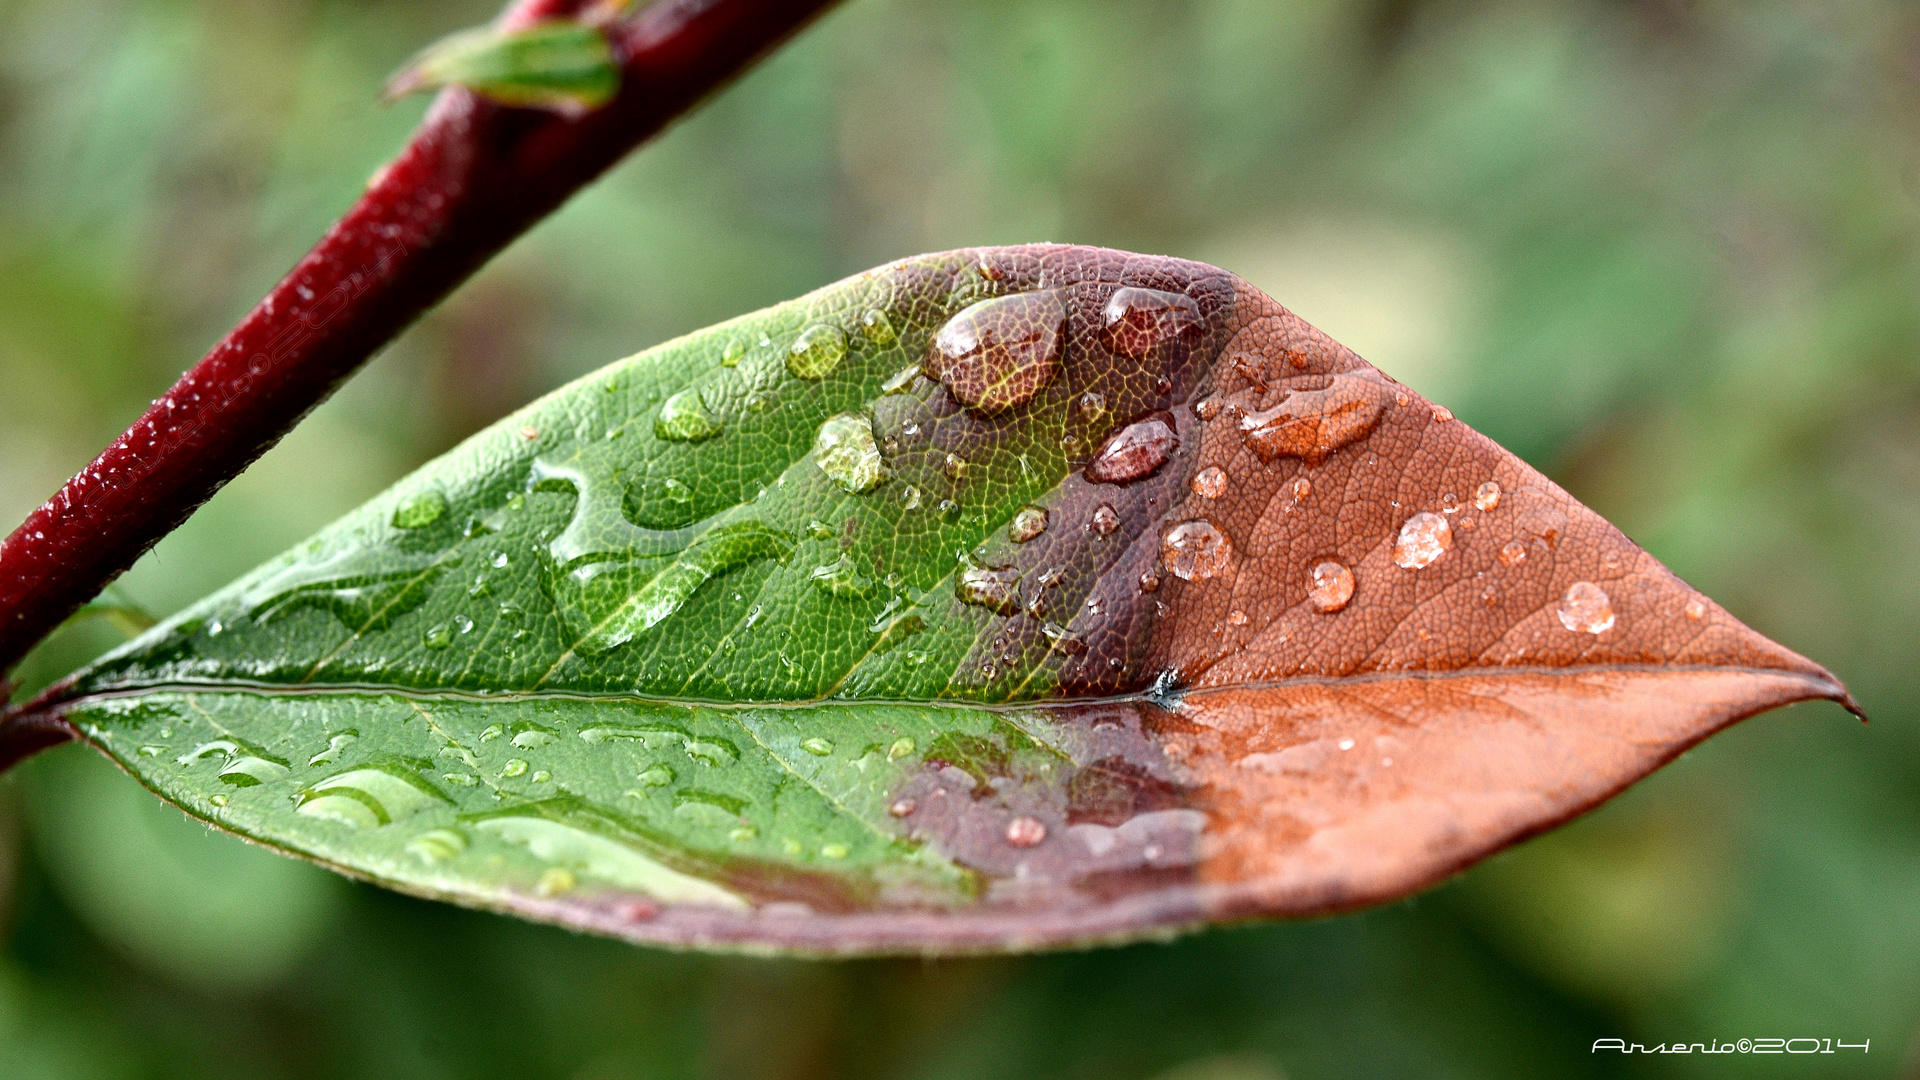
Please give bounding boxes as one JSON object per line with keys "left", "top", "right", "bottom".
{"left": 0, "top": 0, "right": 842, "bottom": 711}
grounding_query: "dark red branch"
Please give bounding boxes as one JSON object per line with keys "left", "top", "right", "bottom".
{"left": 0, "top": 0, "right": 843, "bottom": 698}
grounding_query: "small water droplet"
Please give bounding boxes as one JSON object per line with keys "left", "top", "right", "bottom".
{"left": 661, "top": 477, "right": 693, "bottom": 505}
{"left": 480, "top": 724, "right": 504, "bottom": 742}
{"left": 1392, "top": 512, "right": 1452, "bottom": 570}
{"left": 821, "top": 843, "right": 851, "bottom": 859}
{"left": 1308, "top": 561, "right": 1355, "bottom": 613}
{"left": 655, "top": 387, "right": 722, "bottom": 442}
{"left": 1162, "top": 520, "right": 1234, "bottom": 581}
{"left": 938, "top": 499, "right": 962, "bottom": 523}
{"left": 1498, "top": 540, "right": 1528, "bottom": 566}
{"left": 1440, "top": 493, "right": 1460, "bottom": 514}
{"left": 1684, "top": 598, "right": 1707, "bottom": 620}
{"left": 423, "top": 623, "right": 454, "bottom": 649}
{"left": 513, "top": 725, "right": 558, "bottom": 749}
{"left": 900, "top": 484, "right": 923, "bottom": 510}
{"left": 454, "top": 614, "right": 475, "bottom": 634}
{"left": 490, "top": 550, "right": 509, "bottom": 569}
{"left": 1008, "top": 506, "right": 1049, "bottom": 542}
{"left": 927, "top": 291, "right": 1067, "bottom": 413}
{"left": 787, "top": 323, "right": 848, "bottom": 380}
{"left": 1194, "top": 398, "right": 1222, "bottom": 421}
{"left": 392, "top": 490, "right": 447, "bottom": 529}
{"left": 1601, "top": 550, "right": 1621, "bottom": 570}
{"left": 859, "top": 308, "right": 897, "bottom": 345}
{"left": 810, "top": 552, "right": 875, "bottom": 597}
{"left": 814, "top": 413, "right": 889, "bottom": 493}
{"left": 210, "top": 794, "right": 228, "bottom": 807}
{"left": 801, "top": 737, "right": 835, "bottom": 757}
{"left": 1089, "top": 503, "right": 1120, "bottom": 536}
{"left": 442, "top": 772, "right": 477, "bottom": 786}
{"left": 637, "top": 764, "right": 675, "bottom": 787}
{"left": 307, "top": 731, "right": 359, "bottom": 767}
{"left": 1005, "top": 815, "right": 1048, "bottom": 847}
{"left": 956, "top": 563, "right": 1022, "bottom": 615}
{"left": 1042, "top": 621, "right": 1088, "bottom": 655}
{"left": 532, "top": 770, "right": 551, "bottom": 783}
{"left": 1475, "top": 481, "right": 1502, "bottom": 512}
{"left": 1085, "top": 414, "right": 1178, "bottom": 485}
{"left": 1139, "top": 567, "right": 1161, "bottom": 593}
{"left": 1226, "top": 609, "right": 1248, "bottom": 626}
{"left": 408, "top": 828, "right": 468, "bottom": 864}
{"left": 1432, "top": 405, "right": 1454, "bottom": 422}
{"left": 888, "top": 798, "right": 916, "bottom": 817}
{"left": 721, "top": 337, "right": 747, "bottom": 366}
{"left": 887, "top": 737, "right": 916, "bottom": 760}
{"left": 1077, "top": 391, "right": 1108, "bottom": 419}
{"left": 943, "top": 452, "right": 968, "bottom": 481}
{"left": 501, "top": 758, "right": 530, "bottom": 778}
{"left": 1556, "top": 581, "right": 1616, "bottom": 634}
{"left": 1191, "top": 466, "right": 1227, "bottom": 499}
{"left": 807, "top": 519, "right": 834, "bottom": 540}
{"left": 138, "top": 745, "right": 164, "bottom": 757}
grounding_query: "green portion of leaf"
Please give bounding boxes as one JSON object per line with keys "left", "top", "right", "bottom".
{"left": 385, "top": 21, "right": 619, "bottom": 111}
{"left": 77, "top": 250, "right": 1123, "bottom": 706}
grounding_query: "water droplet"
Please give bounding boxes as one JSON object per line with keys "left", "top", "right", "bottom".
{"left": 885, "top": 738, "right": 917, "bottom": 762}
{"left": 1432, "top": 405, "right": 1454, "bottom": 422}
{"left": 1089, "top": 504, "right": 1120, "bottom": 536}
{"left": 1475, "top": 481, "right": 1502, "bottom": 511}
{"left": 501, "top": 758, "right": 530, "bottom": 778}
{"left": 895, "top": 484, "right": 922, "bottom": 512}
{"left": 423, "top": 623, "right": 454, "bottom": 649}
{"left": 888, "top": 798, "right": 916, "bottom": 817}
{"left": 1497, "top": 540, "right": 1528, "bottom": 566}
{"left": 479, "top": 724, "right": 504, "bottom": 742}
{"left": 453, "top": 614, "right": 475, "bottom": 634}
{"left": 1440, "top": 493, "right": 1460, "bottom": 514}
{"left": 1684, "top": 598, "right": 1707, "bottom": 620}
{"left": 1392, "top": 512, "right": 1453, "bottom": 570}
{"left": 442, "top": 772, "right": 477, "bottom": 786}
{"left": 1556, "top": 581, "right": 1616, "bottom": 634}
{"left": 137, "top": 745, "right": 164, "bottom": 757}
{"left": 513, "top": 724, "right": 558, "bottom": 749}
{"left": 938, "top": 499, "right": 962, "bottom": 523}
{"left": 1005, "top": 815, "right": 1048, "bottom": 847}
{"left": 943, "top": 452, "right": 968, "bottom": 481}
{"left": 1102, "top": 287, "right": 1203, "bottom": 357}
{"left": 810, "top": 552, "right": 874, "bottom": 597}
{"left": 392, "top": 490, "right": 447, "bottom": 529}
{"left": 812, "top": 414, "right": 888, "bottom": 493}
{"left": 536, "top": 867, "right": 578, "bottom": 896}
{"left": 1191, "top": 466, "right": 1227, "bottom": 499}
{"left": 637, "top": 764, "right": 675, "bottom": 787}
{"left": 1162, "top": 520, "right": 1234, "bottom": 581}
{"left": 1226, "top": 609, "right": 1248, "bottom": 626}
{"left": 787, "top": 323, "right": 848, "bottom": 380}
{"left": 210, "top": 794, "right": 228, "bottom": 807}
{"left": 307, "top": 731, "right": 359, "bottom": 767}
{"left": 654, "top": 388, "right": 722, "bottom": 442}
{"left": 1194, "top": 398, "right": 1222, "bottom": 421}
{"left": 408, "top": 828, "right": 467, "bottom": 864}
{"left": 1237, "top": 374, "right": 1395, "bottom": 464}
{"left": 956, "top": 563, "right": 1021, "bottom": 615}
{"left": 244, "top": 550, "right": 450, "bottom": 634}
{"left": 1308, "top": 561, "right": 1355, "bottom": 613}
{"left": 1008, "top": 506, "right": 1049, "bottom": 542}
{"left": 926, "top": 290, "right": 1067, "bottom": 414}
{"left": 1077, "top": 391, "right": 1108, "bottom": 420}
{"left": 177, "top": 739, "right": 291, "bottom": 787}
{"left": 1085, "top": 414, "right": 1178, "bottom": 485}
{"left": 859, "top": 308, "right": 897, "bottom": 345}
{"left": 490, "top": 550, "right": 509, "bottom": 569}
{"left": 295, "top": 764, "right": 449, "bottom": 828}
{"left": 532, "top": 770, "right": 551, "bottom": 783}
{"left": 721, "top": 337, "right": 747, "bottom": 366}
{"left": 1601, "top": 550, "right": 1621, "bottom": 570}
{"left": 801, "top": 737, "right": 835, "bottom": 757}
{"left": 821, "top": 843, "right": 850, "bottom": 859}
{"left": 1042, "top": 621, "right": 1088, "bottom": 655}
{"left": 1139, "top": 567, "right": 1160, "bottom": 592}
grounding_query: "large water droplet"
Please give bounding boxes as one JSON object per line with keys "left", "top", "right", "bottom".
{"left": 1308, "top": 561, "right": 1355, "bottom": 613}
{"left": 1161, "top": 520, "right": 1234, "bottom": 581}
{"left": 296, "top": 764, "right": 450, "bottom": 829}
{"left": 1089, "top": 504, "right": 1120, "bottom": 535}
{"left": 654, "top": 387, "right": 722, "bottom": 442}
{"left": 956, "top": 563, "right": 1022, "bottom": 615}
{"left": 1392, "top": 512, "right": 1452, "bottom": 570}
{"left": 245, "top": 549, "right": 449, "bottom": 634}
{"left": 177, "top": 739, "right": 291, "bottom": 787}
{"left": 469, "top": 801, "right": 748, "bottom": 908}
{"left": 1236, "top": 374, "right": 1395, "bottom": 464}
{"left": 1475, "top": 481, "right": 1501, "bottom": 512}
{"left": 925, "top": 290, "right": 1067, "bottom": 414}
{"left": 814, "top": 413, "right": 889, "bottom": 493}
{"left": 1085, "top": 413, "right": 1178, "bottom": 485}
{"left": 787, "top": 323, "right": 848, "bottom": 380}
{"left": 392, "top": 490, "right": 447, "bottom": 529}
{"left": 1008, "top": 506, "right": 1049, "bottom": 543}
{"left": 1557, "top": 581, "right": 1616, "bottom": 634}
{"left": 1102, "top": 287, "right": 1202, "bottom": 358}
{"left": 1190, "top": 466, "right": 1227, "bottom": 499}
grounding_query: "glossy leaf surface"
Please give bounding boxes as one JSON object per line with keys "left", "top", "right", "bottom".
{"left": 45, "top": 246, "right": 1853, "bottom": 954}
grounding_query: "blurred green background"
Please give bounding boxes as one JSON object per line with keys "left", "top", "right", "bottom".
{"left": 2, "top": 0, "right": 1917, "bottom": 1075}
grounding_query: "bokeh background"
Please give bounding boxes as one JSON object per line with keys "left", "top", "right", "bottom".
{"left": 3, "top": 0, "right": 1917, "bottom": 1075}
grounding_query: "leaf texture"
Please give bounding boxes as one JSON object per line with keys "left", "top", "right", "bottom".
{"left": 45, "top": 245, "right": 1853, "bottom": 954}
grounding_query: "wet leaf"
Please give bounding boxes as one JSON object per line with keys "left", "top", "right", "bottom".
{"left": 43, "top": 246, "right": 1854, "bottom": 954}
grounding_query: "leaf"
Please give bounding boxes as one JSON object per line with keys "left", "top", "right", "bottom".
{"left": 42, "top": 245, "right": 1853, "bottom": 954}
{"left": 384, "top": 20, "right": 619, "bottom": 112}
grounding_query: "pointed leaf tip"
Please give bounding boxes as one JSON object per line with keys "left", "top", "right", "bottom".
{"left": 384, "top": 20, "right": 618, "bottom": 112}
{"left": 43, "top": 245, "right": 1858, "bottom": 954}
